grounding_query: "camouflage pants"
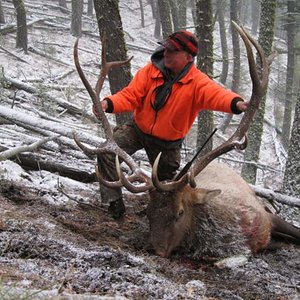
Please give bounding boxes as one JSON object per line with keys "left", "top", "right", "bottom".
{"left": 97, "top": 121, "right": 181, "bottom": 203}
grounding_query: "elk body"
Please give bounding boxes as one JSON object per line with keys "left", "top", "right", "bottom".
{"left": 146, "top": 161, "right": 300, "bottom": 259}
{"left": 73, "top": 25, "right": 300, "bottom": 262}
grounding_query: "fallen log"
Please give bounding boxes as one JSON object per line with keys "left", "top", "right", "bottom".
{"left": 0, "top": 105, "right": 103, "bottom": 148}
{"left": 250, "top": 184, "right": 300, "bottom": 208}
{"left": 1, "top": 76, "right": 94, "bottom": 118}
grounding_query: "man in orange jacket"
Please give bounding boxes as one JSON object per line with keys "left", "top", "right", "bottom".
{"left": 95, "top": 30, "right": 248, "bottom": 219}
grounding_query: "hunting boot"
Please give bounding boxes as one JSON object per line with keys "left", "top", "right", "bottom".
{"left": 100, "top": 184, "right": 125, "bottom": 220}
{"left": 96, "top": 149, "right": 126, "bottom": 220}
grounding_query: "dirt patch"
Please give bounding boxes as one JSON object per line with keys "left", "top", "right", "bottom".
{"left": 0, "top": 184, "right": 299, "bottom": 300}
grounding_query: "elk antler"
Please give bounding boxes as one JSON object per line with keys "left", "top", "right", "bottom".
{"left": 188, "top": 22, "right": 269, "bottom": 186}
{"left": 73, "top": 35, "right": 153, "bottom": 192}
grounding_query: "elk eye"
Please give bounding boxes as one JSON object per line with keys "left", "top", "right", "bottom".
{"left": 177, "top": 209, "right": 184, "bottom": 219}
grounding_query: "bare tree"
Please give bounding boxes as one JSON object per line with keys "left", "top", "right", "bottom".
{"left": 281, "top": 0, "right": 297, "bottom": 149}
{"left": 195, "top": 0, "right": 214, "bottom": 154}
{"left": 177, "top": 0, "right": 187, "bottom": 29}
{"left": 251, "top": 0, "right": 260, "bottom": 35}
{"left": 241, "top": 0, "right": 277, "bottom": 184}
{"left": 169, "top": 0, "right": 179, "bottom": 31}
{"left": 157, "top": 0, "right": 173, "bottom": 38}
{"left": 87, "top": 0, "right": 93, "bottom": 16}
{"left": 93, "top": 0, "right": 132, "bottom": 125}
{"left": 216, "top": 0, "right": 229, "bottom": 85}
{"left": 0, "top": 0, "right": 5, "bottom": 24}
{"left": 230, "top": 0, "right": 241, "bottom": 94}
{"left": 71, "top": 0, "right": 83, "bottom": 37}
{"left": 12, "top": 0, "right": 27, "bottom": 53}
{"left": 138, "top": 0, "right": 145, "bottom": 27}
{"left": 282, "top": 82, "right": 300, "bottom": 197}
{"left": 219, "top": 0, "right": 241, "bottom": 133}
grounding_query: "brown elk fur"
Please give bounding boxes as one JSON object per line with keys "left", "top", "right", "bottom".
{"left": 146, "top": 162, "right": 299, "bottom": 259}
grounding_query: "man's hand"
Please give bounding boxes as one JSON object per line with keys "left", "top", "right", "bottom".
{"left": 92, "top": 99, "right": 108, "bottom": 117}
{"left": 236, "top": 101, "right": 249, "bottom": 112}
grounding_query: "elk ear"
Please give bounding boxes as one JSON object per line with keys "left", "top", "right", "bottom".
{"left": 193, "top": 188, "right": 221, "bottom": 205}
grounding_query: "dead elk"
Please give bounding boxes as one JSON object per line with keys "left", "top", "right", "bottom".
{"left": 73, "top": 25, "right": 300, "bottom": 261}
{"left": 146, "top": 161, "right": 300, "bottom": 259}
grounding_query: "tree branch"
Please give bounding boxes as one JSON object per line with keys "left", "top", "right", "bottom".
{"left": 250, "top": 184, "right": 300, "bottom": 208}
{"left": 0, "top": 135, "right": 59, "bottom": 161}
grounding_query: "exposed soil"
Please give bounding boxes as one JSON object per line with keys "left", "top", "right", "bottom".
{"left": 0, "top": 181, "right": 299, "bottom": 300}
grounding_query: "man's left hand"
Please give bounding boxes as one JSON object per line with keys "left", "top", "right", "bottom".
{"left": 236, "top": 101, "right": 249, "bottom": 112}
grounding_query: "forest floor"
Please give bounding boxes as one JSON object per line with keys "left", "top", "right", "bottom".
{"left": 0, "top": 176, "right": 299, "bottom": 299}
{"left": 0, "top": 0, "right": 299, "bottom": 299}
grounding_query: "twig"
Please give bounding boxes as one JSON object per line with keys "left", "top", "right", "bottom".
{"left": 58, "top": 185, "right": 105, "bottom": 211}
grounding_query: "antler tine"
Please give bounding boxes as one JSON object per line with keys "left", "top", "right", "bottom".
{"left": 95, "top": 166, "right": 123, "bottom": 189}
{"left": 74, "top": 37, "right": 113, "bottom": 140}
{"left": 151, "top": 153, "right": 189, "bottom": 192}
{"left": 73, "top": 131, "right": 99, "bottom": 157}
{"left": 189, "top": 22, "right": 269, "bottom": 183}
{"left": 74, "top": 38, "right": 97, "bottom": 103}
{"left": 115, "top": 156, "right": 154, "bottom": 193}
{"left": 95, "top": 33, "right": 133, "bottom": 99}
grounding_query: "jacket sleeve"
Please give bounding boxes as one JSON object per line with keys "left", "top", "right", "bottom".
{"left": 194, "top": 72, "right": 243, "bottom": 114}
{"left": 104, "top": 63, "right": 153, "bottom": 114}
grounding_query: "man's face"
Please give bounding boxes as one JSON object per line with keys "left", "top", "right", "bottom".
{"left": 163, "top": 48, "right": 192, "bottom": 75}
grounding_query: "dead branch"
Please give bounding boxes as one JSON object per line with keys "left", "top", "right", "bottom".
{"left": 0, "top": 135, "right": 59, "bottom": 161}
{"left": 250, "top": 184, "right": 300, "bottom": 208}
{"left": 0, "top": 105, "right": 103, "bottom": 148}
{"left": 1, "top": 75, "right": 93, "bottom": 118}
{"left": 0, "top": 18, "right": 49, "bottom": 34}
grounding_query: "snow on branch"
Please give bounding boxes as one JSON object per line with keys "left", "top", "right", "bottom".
{"left": 0, "top": 135, "right": 59, "bottom": 161}
{"left": 250, "top": 184, "right": 300, "bottom": 208}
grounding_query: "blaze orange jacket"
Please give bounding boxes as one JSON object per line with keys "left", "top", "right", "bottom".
{"left": 106, "top": 61, "right": 241, "bottom": 142}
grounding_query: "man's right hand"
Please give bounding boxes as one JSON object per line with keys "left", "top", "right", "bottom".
{"left": 92, "top": 99, "right": 108, "bottom": 117}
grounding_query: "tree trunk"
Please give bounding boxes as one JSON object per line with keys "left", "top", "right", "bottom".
{"left": 0, "top": 0, "right": 5, "bottom": 24}
{"left": 241, "top": 0, "right": 277, "bottom": 184}
{"left": 93, "top": 0, "right": 132, "bottom": 126}
{"left": 190, "top": 0, "right": 197, "bottom": 26}
{"left": 230, "top": 0, "right": 241, "bottom": 93}
{"left": 157, "top": 0, "right": 173, "bottom": 38}
{"left": 178, "top": 0, "right": 187, "bottom": 30}
{"left": 139, "top": 0, "right": 145, "bottom": 27}
{"left": 220, "top": 0, "right": 241, "bottom": 133}
{"left": 71, "top": 0, "right": 83, "bottom": 37}
{"left": 87, "top": 0, "right": 94, "bottom": 16}
{"left": 169, "top": 0, "right": 179, "bottom": 32}
{"left": 149, "top": 0, "right": 157, "bottom": 19}
{"left": 12, "top": 0, "right": 28, "bottom": 53}
{"left": 217, "top": 0, "right": 229, "bottom": 86}
{"left": 154, "top": 1, "right": 161, "bottom": 38}
{"left": 251, "top": 0, "right": 260, "bottom": 35}
{"left": 281, "top": 0, "right": 296, "bottom": 150}
{"left": 282, "top": 80, "right": 300, "bottom": 197}
{"left": 195, "top": 0, "right": 214, "bottom": 155}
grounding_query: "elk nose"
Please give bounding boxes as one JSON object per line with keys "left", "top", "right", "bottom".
{"left": 154, "top": 246, "right": 170, "bottom": 258}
